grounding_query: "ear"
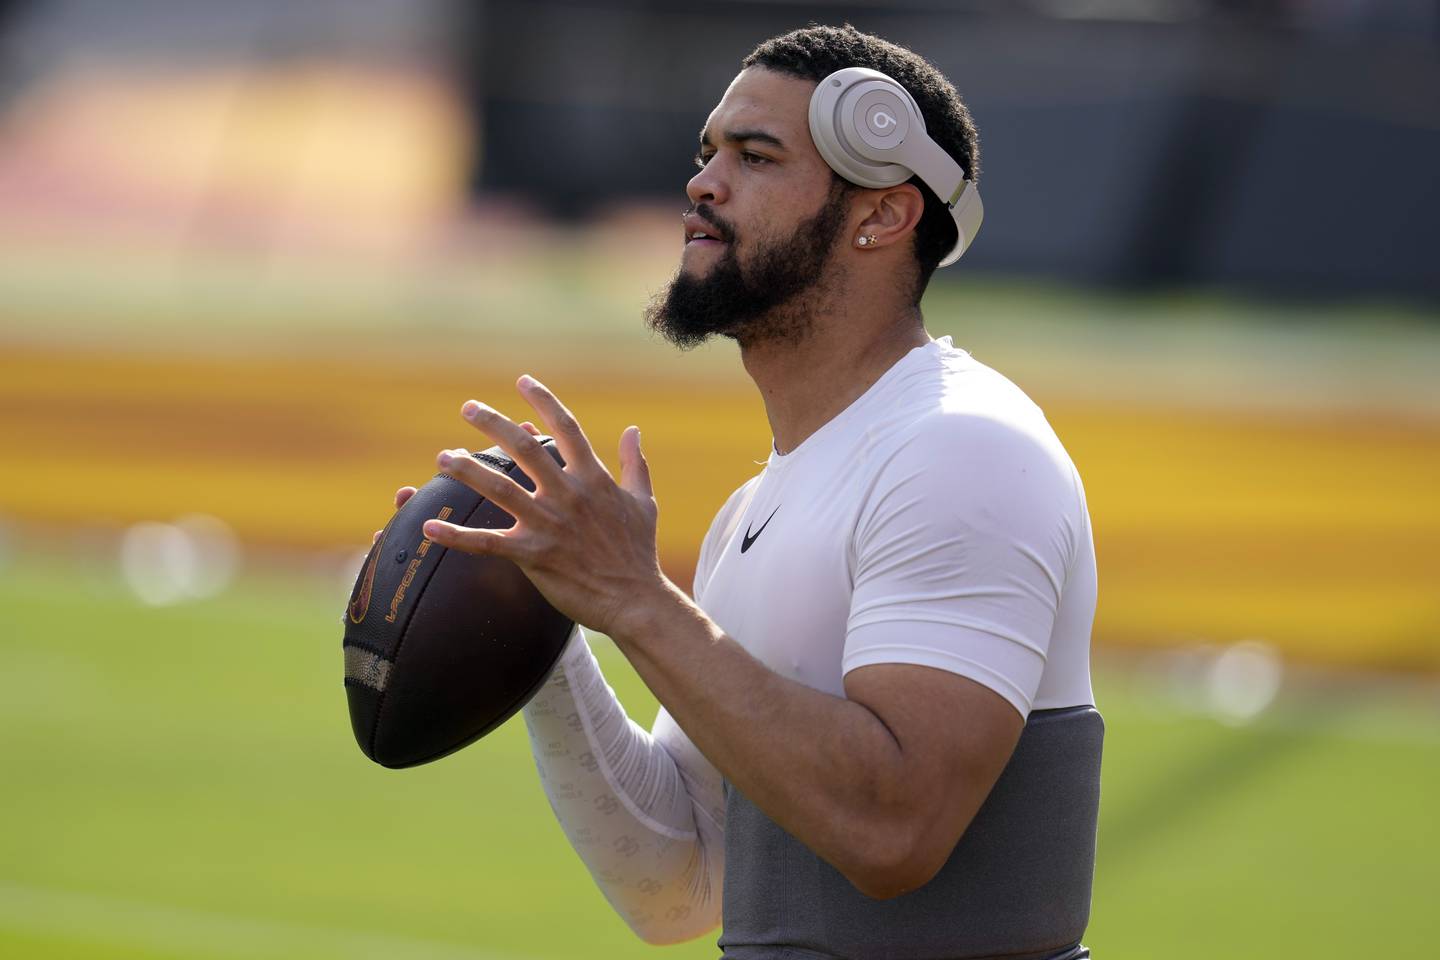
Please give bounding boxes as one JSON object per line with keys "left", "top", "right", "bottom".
{"left": 852, "top": 183, "right": 926, "bottom": 252}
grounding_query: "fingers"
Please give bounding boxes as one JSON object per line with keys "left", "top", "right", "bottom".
{"left": 515, "top": 375, "right": 606, "bottom": 479}
{"left": 460, "top": 400, "right": 568, "bottom": 491}
{"left": 518, "top": 421, "right": 541, "bottom": 437}
{"left": 618, "top": 425, "right": 654, "bottom": 502}
{"left": 437, "top": 448, "right": 540, "bottom": 523}
{"left": 422, "top": 518, "right": 522, "bottom": 560}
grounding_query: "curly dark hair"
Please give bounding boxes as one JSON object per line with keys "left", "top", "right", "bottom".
{"left": 742, "top": 24, "right": 980, "bottom": 299}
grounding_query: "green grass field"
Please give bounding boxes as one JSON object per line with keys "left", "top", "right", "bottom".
{"left": 3, "top": 223, "right": 1439, "bottom": 957}
{"left": 2, "top": 554, "right": 1436, "bottom": 959}
{"left": 4, "top": 66, "right": 1439, "bottom": 956}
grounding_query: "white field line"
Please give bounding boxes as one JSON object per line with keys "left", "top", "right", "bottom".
{"left": 0, "top": 881, "right": 533, "bottom": 960}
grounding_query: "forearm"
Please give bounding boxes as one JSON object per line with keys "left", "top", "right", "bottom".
{"left": 522, "top": 627, "right": 723, "bottom": 943}
{"left": 611, "top": 585, "right": 921, "bottom": 890}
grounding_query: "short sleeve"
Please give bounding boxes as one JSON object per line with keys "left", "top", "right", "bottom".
{"left": 842, "top": 413, "right": 1082, "bottom": 718}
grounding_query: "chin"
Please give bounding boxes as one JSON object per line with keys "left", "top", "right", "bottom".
{"left": 678, "top": 252, "right": 715, "bottom": 276}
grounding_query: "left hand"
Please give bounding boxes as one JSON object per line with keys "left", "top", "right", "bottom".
{"left": 422, "top": 375, "right": 674, "bottom": 638}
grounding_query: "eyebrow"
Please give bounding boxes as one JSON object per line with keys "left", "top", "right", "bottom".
{"left": 698, "top": 127, "right": 787, "bottom": 151}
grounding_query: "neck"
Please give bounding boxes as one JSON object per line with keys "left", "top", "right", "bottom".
{"left": 740, "top": 299, "right": 929, "bottom": 455}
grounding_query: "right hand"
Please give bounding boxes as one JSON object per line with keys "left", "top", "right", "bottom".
{"left": 372, "top": 420, "right": 543, "bottom": 543}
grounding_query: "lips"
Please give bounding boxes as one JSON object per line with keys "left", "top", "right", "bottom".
{"left": 682, "top": 213, "right": 729, "bottom": 246}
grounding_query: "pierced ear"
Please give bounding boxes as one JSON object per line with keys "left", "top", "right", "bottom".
{"left": 853, "top": 183, "right": 926, "bottom": 250}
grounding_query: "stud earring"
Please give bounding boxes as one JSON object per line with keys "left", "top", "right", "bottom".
{"left": 857, "top": 234, "right": 877, "bottom": 247}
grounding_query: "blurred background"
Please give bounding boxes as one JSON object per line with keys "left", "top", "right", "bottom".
{"left": 1, "top": 1, "right": 1437, "bottom": 958}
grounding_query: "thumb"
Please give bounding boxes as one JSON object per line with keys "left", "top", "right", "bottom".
{"left": 618, "top": 425, "right": 653, "bottom": 501}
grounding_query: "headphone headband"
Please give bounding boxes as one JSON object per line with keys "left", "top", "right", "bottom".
{"left": 808, "top": 67, "right": 982, "bottom": 266}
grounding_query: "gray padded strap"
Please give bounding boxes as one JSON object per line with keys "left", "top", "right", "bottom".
{"left": 719, "top": 706, "right": 1103, "bottom": 960}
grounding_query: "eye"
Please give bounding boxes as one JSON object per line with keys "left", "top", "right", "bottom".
{"left": 741, "top": 151, "right": 770, "bottom": 166}
{"left": 693, "top": 152, "right": 713, "bottom": 169}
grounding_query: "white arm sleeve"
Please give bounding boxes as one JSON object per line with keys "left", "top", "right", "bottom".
{"left": 522, "top": 626, "right": 725, "bottom": 944}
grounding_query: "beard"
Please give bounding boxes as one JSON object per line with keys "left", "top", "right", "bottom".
{"left": 645, "top": 179, "right": 852, "bottom": 350}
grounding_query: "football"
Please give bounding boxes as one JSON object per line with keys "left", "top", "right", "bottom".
{"left": 342, "top": 439, "right": 574, "bottom": 768}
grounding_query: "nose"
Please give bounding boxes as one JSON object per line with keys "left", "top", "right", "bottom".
{"left": 686, "top": 159, "right": 728, "bottom": 207}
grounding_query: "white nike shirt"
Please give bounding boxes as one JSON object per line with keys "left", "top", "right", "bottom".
{"left": 520, "top": 335, "right": 1096, "bottom": 943}
{"left": 691, "top": 335, "right": 1095, "bottom": 716}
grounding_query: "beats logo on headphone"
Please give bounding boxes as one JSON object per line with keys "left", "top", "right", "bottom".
{"left": 808, "top": 67, "right": 983, "bottom": 266}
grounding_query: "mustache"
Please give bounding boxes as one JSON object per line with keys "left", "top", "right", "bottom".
{"left": 685, "top": 203, "right": 736, "bottom": 243}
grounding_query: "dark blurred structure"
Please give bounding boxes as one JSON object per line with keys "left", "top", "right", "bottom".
{"left": 460, "top": 0, "right": 1440, "bottom": 302}
{"left": 0, "top": 1, "right": 1436, "bottom": 303}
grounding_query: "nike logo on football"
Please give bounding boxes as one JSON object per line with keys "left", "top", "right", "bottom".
{"left": 741, "top": 506, "right": 779, "bottom": 554}
{"left": 348, "top": 533, "right": 384, "bottom": 624}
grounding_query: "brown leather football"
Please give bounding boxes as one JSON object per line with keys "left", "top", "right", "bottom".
{"left": 342, "top": 440, "right": 574, "bottom": 768}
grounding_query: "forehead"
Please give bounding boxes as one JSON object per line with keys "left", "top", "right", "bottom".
{"left": 700, "top": 67, "right": 818, "bottom": 151}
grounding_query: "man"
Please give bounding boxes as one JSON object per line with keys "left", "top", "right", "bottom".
{"left": 406, "top": 24, "right": 1101, "bottom": 959}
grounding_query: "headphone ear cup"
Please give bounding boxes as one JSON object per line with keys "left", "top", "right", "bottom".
{"left": 810, "top": 67, "right": 983, "bottom": 265}
{"left": 809, "top": 70, "right": 916, "bottom": 188}
{"left": 842, "top": 87, "right": 915, "bottom": 164}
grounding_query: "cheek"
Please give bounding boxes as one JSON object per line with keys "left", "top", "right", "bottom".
{"left": 741, "top": 184, "right": 828, "bottom": 245}
{"left": 733, "top": 207, "right": 782, "bottom": 248}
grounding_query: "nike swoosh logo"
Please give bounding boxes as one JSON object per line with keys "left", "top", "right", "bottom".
{"left": 348, "top": 535, "right": 384, "bottom": 624}
{"left": 741, "top": 506, "right": 779, "bottom": 554}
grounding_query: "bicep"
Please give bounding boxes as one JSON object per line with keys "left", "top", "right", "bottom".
{"left": 837, "top": 419, "right": 1077, "bottom": 871}
{"left": 843, "top": 662, "right": 1023, "bottom": 870}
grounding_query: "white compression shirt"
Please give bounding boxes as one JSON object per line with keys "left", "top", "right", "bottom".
{"left": 522, "top": 336, "right": 1097, "bottom": 943}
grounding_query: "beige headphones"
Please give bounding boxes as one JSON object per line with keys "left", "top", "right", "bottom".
{"left": 808, "top": 67, "right": 983, "bottom": 266}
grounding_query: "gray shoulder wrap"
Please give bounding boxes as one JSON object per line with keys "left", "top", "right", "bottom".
{"left": 719, "top": 706, "right": 1103, "bottom": 960}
